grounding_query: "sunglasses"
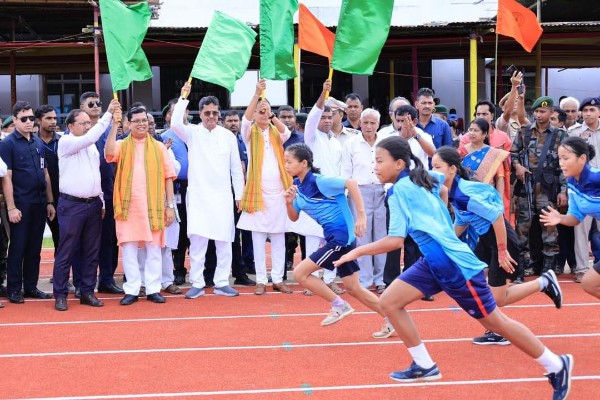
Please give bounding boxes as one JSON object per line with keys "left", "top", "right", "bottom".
{"left": 19, "top": 115, "right": 36, "bottom": 123}
{"left": 202, "top": 111, "right": 220, "bottom": 117}
{"left": 87, "top": 101, "right": 102, "bottom": 108}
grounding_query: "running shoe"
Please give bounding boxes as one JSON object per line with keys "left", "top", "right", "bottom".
{"left": 542, "top": 269, "right": 563, "bottom": 309}
{"left": 390, "top": 361, "right": 441, "bottom": 382}
{"left": 472, "top": 330, "right": 511, "bottom": 346}
{"left": 214, "top": 285, "right": 239, "bottom": 297}
{"left": 372, "top": 320, "right": 396, "bottom": 339}
{"left": 321, "top": 301, "right": 354, "bottom": 326}
{"left": 546, "top": 354, "right": 573, "bottom": 400}
{"left": 184, "top": 287, "right": 206, "bottom": 299}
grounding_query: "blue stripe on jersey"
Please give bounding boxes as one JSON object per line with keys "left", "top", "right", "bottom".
{"left": 449, "top": 176, "right": 503, "bottom": 235}
{"left": 567, "top": 164, "right": 600, "bottom": 221}
{"left": 293, "top": 172, "right": 355, "bottom": 246}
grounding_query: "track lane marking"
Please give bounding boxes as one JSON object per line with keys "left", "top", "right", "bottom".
{"left": 12, "top": 376, "right": 600, "bottom": 399}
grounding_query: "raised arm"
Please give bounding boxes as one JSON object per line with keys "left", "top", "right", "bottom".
{"left": 172, "top": 83, "right": 194, "bottom": 143}
{"left": 244, "top": 79, "right": 265, "bottom": 122}
{"left": 501, "top": 71, "right": 523, "bottom": 123}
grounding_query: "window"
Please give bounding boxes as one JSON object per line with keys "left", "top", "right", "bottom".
{"left": 46, "top": 74, "right": 95, "bottom": 114}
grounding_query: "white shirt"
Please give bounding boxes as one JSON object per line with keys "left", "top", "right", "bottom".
{"left": 172, "top": 99, "right": 244, "bottom": 241}
{"left": 377, "top": 123, "right": 396, "bottom": 137}
{"left": 569, "top": 119, "right": 600, "bottom": 168}
{"left": 305, "top": 106, "right": 342, "bottom": 177}
{"left": 57, "top": 111, "right": 112, "bottom": 199}
{"left": 341, "top": 133, "right": 383, "bottom": 185}
{"left": 379, "top": 126, "right": 432, "bottom": 170}
{"left": 332, "top": 126, "right": 359, "bottom": 147}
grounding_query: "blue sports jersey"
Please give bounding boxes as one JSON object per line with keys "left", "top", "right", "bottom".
{"left": 450, "top": 176, "right": 504, "bottom": 235}
{"left": 567, "top": 163, "right": 600, "bottom": 221}
{"left": 292, "top": 171, "right": 355, "bottom": 246}
{"left": 387, "top": 170, "right": 487, "bottom": 284}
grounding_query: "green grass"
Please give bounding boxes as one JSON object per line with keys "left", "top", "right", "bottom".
{"left": 42, "top": 237, "right": 54, "bottom": 249}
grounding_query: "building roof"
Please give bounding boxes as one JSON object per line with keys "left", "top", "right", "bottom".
{"left": 150, "top": 0, "right": 498, "bottom": 29}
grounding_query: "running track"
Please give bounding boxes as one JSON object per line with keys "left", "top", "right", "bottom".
{"left": 1, "top": 252, "right": 598, "bottom": 399}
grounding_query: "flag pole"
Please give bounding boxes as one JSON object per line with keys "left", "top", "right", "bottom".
{"left": 113, "top": 91, "right": 121, "bottom": 122}
{"left": 325, "top": 66, "right": 333, "bottom": 99}
{"left": 182, "top": 76, "right": 193, "bottom": 99}
{"left": 494, "top": 33, "right": 499, "bottom": 105}
{"left": 294, "top": 44, "right": 301, "bottom": 111}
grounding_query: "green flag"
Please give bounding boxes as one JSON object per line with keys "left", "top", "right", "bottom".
{"left": 331, "top": 0, "right": 394, "bottom": 75}
{"left": 190, "top": 12, "right": 257, "bottom": 92}
{"left": 100, "top": 0, "right": 153, "bottom": 91}
{"left": 259, "top": 0, "right": 297, "bottom": 80}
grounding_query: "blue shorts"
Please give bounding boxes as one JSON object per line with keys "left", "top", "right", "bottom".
{"left": 398, "top": 257, "right": 497, "bottom": 319}
{"left": 309, "top": 241, "right": 360, "bottom": 278}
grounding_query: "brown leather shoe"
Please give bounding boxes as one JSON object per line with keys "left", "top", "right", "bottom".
{"left": 254, "top": 283, "right": 266, "bottom": 295}
{"left": 162, "top": 284, "right": 182, "bottom": 294}
{"left": 273, "top": 282, "right": 293, "bottom": 294}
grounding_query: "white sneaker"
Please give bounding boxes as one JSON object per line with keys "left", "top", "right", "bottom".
{"left": 372, "top": 320, "right": 396, "bottom": 339}
{"left": 321, "top": 301, "right": 354, "bottom": 326}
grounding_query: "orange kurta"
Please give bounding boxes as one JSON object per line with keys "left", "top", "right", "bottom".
{"left": 106, "top": 137, "right": 176, "bottom": 247}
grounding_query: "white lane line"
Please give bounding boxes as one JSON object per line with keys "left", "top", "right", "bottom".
{"left": 1, "top": 332, "right": 599, "bottom": 359}
{"left": 12, "top": 376, "right": 600, "bottom": 399}
{"left": 1, "top": 302, "right": 598, "bottom": 328}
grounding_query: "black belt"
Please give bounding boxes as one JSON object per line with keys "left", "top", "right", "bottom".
{"left": 60, "top": 193, "right": 100, "bottom": 204}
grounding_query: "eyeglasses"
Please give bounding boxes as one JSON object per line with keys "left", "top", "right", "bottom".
{"left": 202, "top": 111, "right": 220, "bottom": 117}
{"left": 19, "top": 116, "right": 36, "bottom": 123}
{"left": 87, "top": 101, "right": 102, "bottom": 108}
{"left": 130, "top": 118, "right": 148, "bottom": 124}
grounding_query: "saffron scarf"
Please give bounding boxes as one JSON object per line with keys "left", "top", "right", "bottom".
{"left": 113, "top": 134, "right": 166, "bottom": 231}
{"left": 240, "top": 123, "right": 292, "bottom": 212}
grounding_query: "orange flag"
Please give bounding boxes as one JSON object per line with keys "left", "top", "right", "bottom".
{"left": 496, "top": 0, "right": 543, "bottom": 52}
{"left": 298, "top": 3, "right": 335, "bottom": 59}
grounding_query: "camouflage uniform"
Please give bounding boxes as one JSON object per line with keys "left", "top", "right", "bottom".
{"left": 510, "top": 122, "right": 566, "bottom": 275}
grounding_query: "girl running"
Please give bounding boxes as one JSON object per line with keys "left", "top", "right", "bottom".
{"left": 335, "top": 136, "right": 572, "bottom": 400}
{"left": 432, "top": 146, "right": 562, "bottom": 346}
{"left": 540, "top": 136, "right": 600, "bottom": 300}
{"left": 284, "top": 144, "right": 394, "bottom": 338}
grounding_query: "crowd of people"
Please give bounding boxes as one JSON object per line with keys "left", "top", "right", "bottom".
{"left": 3, "top": 71, "right": 600, "bottom": 398}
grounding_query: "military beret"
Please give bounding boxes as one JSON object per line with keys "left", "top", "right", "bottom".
{"left": 532, "top": 96, "right": 553, "bottom": 110}
{"left": 434, "top": 104, "right": 448, "bottom": 115}
{"left": 579, "top": 97, "right": 600, "bottom": 111}
{"left": 1, "top": 116, "right": 13, "bottom": 129}
{"left": 161, "top": 104, "right": 170, "bottom": 118}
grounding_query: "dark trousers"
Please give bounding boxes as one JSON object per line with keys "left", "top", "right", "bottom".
{"left": 242, "top": 229, "right": 254, "bottom": 271}
{"left": 172, "top": 180, "right": 189, "bottom": 273}
{"left": 556, "top": 224, "right": 576, "bottom": 271}
{"left": 97, "top": 199, "right": 119, "bottom": 286}
{"left": 231, "top": 204, "right": 249, "bottom": 279}
{"left": 7, "top": 203, "right": 46, "bottom": 295}
{"left": 52, "top": 197, "right": 102, "bottom": 297}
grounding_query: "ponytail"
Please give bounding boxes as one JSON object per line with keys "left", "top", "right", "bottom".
{"left": 409, "top": 153, "right": 436, "bottom": 191}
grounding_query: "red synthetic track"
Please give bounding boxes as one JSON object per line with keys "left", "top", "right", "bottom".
{"left": 1, "top": 250, "right": 599, "bottom": 399}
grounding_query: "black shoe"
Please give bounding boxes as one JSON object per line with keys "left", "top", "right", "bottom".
{"left": 120, "top": 294, "right": 138, "bottom": 305}
{"left": 541, "top": 269, "right": 563, "bottom": 309}
{"left": 9, "top": 292, "right": 24, "bottom": 304}
{"left": 80, "top": 293, "right": 104, "bottom": 307}
{"left": 421, "top": 295, "right": 434, "bottom": 301}
{"left": 146, "top": 293, "right": 166, "bottom": 303}
{"left": 55, "top": 297, "right": 68, "bottom": 311}
{"left": 23, "top": 288, "right": 52, "bottom": 299}
{"left": 234, "top": 276, "right": 256, "bottom": 286}
{"left": 97, "top": 283, "right": 125, "bottom": 294}
{"left": 173, "top": 270, "right": 186, "bottom": 285}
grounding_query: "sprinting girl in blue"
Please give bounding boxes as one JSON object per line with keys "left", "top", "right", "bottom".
{"left": 335, "top": 136, "right": 572, "bottom": 399}
{"left": 432, "top": 146, "right": 562, "bottom": 346}
{"left": 541, "top": 136, "right": 600, "bottom": 300}
{"left": 284, "top": 144, "right": 393, "bottom": 336}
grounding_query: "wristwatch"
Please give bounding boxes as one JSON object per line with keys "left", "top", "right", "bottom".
{"left": 166, "top": 203, "right": 175, "bottom": 209}
{"left": 414, "top": 133, "right": 422, "bottom": 141}
{"left": 269, "top": 113, "right": 275, "bottom": 120}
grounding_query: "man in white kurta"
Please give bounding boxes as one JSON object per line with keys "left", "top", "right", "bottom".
{"left": 172, "top": 85, "right": 244, "bottom": 298}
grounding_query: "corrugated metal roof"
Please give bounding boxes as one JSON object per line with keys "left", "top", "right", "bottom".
{"left": 150, "top": 0, "right": 499, "bottom": 29}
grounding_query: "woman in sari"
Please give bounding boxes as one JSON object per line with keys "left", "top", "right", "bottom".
{"left": 460, "top": 118, "right": 511, "bottom": 219}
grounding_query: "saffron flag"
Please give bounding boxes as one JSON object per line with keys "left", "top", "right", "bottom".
{"left": 298, "top": 4, "right": 335, "bottom": 60}
{"left": 259, "top": 0, "right": 297, "bottom": 80}
{"left": 496, "top": 0, "right": 543, "bottom": 52}
{"left": 190, "top": 12, "right": 257, "bottom": 92}
{"left": 100, "top": 0, "right": 153, "bottom": 91}
{"left": 331, "top": 0, "right": 394, "bottom": 75}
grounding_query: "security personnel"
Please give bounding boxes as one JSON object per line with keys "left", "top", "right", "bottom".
{"left": 510, "top": 96, "right": 566, "bottom": 276}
